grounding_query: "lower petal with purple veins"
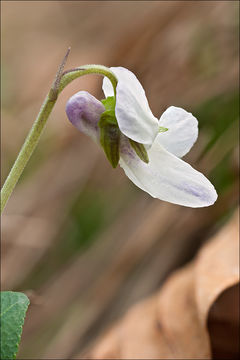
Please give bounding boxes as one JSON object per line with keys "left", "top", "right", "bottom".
{"left": 119, "top": 138, "right": 217, "bottom": 208}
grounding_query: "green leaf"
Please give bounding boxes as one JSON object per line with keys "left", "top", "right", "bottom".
{"left": 99, "top": 111, "right": 120, "bottom": 168}
{"left": 129, "top": 139, "right": 149, "bottom": 163}
{"left": 0, "top": 291, "right": 30, "bottom": 360}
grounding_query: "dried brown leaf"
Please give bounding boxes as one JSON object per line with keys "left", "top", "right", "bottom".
{"left": 90, "top": 209, "right": 239, "bottom": 359}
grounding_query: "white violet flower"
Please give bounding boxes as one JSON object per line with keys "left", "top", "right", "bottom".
{"left": 66, "top": 66, "right": 217, "bottom": 208}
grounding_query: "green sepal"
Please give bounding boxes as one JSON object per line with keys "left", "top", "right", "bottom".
{"left": 101, "top": 96, "right": 115, "bottom": 112}
{"left": 159, "top": 126, "right": 168, "bottom": 133}
{"left": 99, "top": 110, "right": 120, "bottom": 168}
{"left": 129, "top": 139, "right": 149, "bottom": 163}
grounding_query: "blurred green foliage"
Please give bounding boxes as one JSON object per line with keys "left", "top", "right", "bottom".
{"left": 195, "top": 90, "right": 239, "bottom": 194}
{"left": 196, "top": 91, "right": 238, "bottom": 156}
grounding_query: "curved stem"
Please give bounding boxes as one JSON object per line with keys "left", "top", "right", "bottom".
{"left": 1, "top": 64, "right": 118, "bottom": 214}
{"left": 59, "top": 65, "right": 117, "bottom": 97}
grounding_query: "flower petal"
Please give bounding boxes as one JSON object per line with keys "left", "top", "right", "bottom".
{"left": 102, "top": 67, "right": 159, "bottom": 145}
{"left": 119, "top": 136, "right": 217, "bottom": 208}
{"left": 66, "top": 91, "right": 105, "bottom": 142}
{"left": 158, "top": 106, "right": 198, "bottom": 158}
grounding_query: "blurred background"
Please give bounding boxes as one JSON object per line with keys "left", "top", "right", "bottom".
{"left": 1, "top": 1, "right": 239, "bottom": 359}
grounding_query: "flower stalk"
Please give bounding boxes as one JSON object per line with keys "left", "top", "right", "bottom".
{"left": 1, "top": 95, "right": 56, "bottom": 213}
{"left": 0, "top": 51, "right": 118, "bottom": 214}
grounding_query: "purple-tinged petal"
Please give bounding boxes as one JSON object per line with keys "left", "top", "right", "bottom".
{"left": 66, "top": 91, "right": 105, "bottom": 142}
{"left": 119, "top": 136, "right": 217, "bottom": 208}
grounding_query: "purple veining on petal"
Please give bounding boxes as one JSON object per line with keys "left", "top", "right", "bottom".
{"left": 119, "top": 134, "right": 138, "bottom": 160}
{"left": 66, "top": 91, "right": 105, "bottom": 142}
{"left": 178, "top": 183, "right": 214, "bottom": 202}
{"left": 166, "top": 179, "right": 216, "bottom": 204}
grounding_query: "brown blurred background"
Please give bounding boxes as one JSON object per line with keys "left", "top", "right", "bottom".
{"left": 1, "top": 1, "right": 239, "bottom": 359}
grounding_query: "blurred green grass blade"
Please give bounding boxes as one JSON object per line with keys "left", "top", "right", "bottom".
{"left": 209, "top": 149, "right": 237, "bottom": 194}
{"left": 0, "top": 291, "right": 30, "bottom": 360}
{"left": 195, "top": 91, "right": 239, "bottom": 160}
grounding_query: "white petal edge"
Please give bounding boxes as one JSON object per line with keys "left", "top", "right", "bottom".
{"left": 102, "top": 67, "right": 159, "bottom": 145}
{"left": 158, "top": 106, "right": 198, "bottom": 158}
{"left": 119, "top": 136, "right": 217, "bottom": 208}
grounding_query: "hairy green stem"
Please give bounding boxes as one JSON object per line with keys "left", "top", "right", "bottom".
{"left": 1, "top": 64, "right": 117, "bottom": 214}
{"left": 0, "top": 95, "right": 55, "bottom": 213}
